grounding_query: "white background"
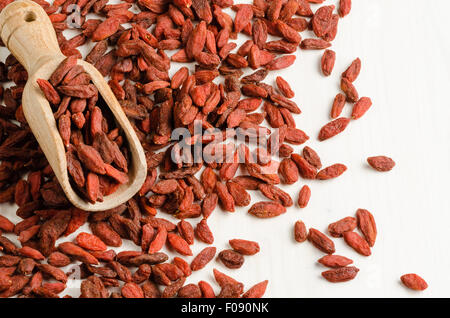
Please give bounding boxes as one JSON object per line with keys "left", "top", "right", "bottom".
{"left": 1, "top": 0, "right": 450, "bottom": 298}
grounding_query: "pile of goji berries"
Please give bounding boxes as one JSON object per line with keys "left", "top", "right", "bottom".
{"left": 37, "top": 58, "right": 130, "bottom": 203}
{"left": 0, "top": 0, "right": 427, "bottom": 298}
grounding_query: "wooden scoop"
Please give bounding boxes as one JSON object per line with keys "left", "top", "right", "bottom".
{"left": 0, "top": 0, "right": 147, "bottom": 211}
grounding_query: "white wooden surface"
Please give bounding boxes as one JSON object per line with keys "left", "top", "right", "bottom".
{"left": 1, "top": 0, "right": 450, "bottom": 297}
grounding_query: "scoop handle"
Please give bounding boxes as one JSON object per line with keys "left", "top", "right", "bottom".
{"left": 0, "top": 0, "right": 64, "bottom": 74}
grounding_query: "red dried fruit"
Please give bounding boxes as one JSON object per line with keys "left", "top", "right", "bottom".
{"left": 177, "top": 220, "right": 194, "bottom": 245}
{"left": 258, "top": 184, "right": 293, "bottom": 207}
{"left": 191, "top": 247, "right": 216, "bottom": 271}
{"left": 248, "top": 201, "right": 286, "bottom": 218}
{"left": 148, "top": 226, "right": 167, "bottom": 254}
{"left": 198, "top": 281, "right": 216, "bottom": 298}
{"left": 229, "top": 239, "right": 260, "bottom": 255}
{"left": 186, "top": 21, "right": 207, "bottom": 59}
{"left": 19, "top": 246, "right": 45, "bottom": 260}
{"left": 65, "top": 208, "right": 89, "bottom": 237}
{"left": 300, "top": 38, "right": 331, "bottom": 50}
{"left": 217, "top": 283, "right": 243, "bottom": 298}
{"left": 275, "top": 76, "right": 294, "bottom": 98}
{"left": 76, "top": 232, "right": 107, "bottom": 251}
{"left": 308, "top": 228, "right": 335, "bottom": 254}
{"left": 122, "top": 282, "right": 144, "bottom": 298}
{"left": 80, "top": 275, "right": 108, "bottom": 298}
{"left": 400, "top": 274, "right": 428, "bottom": 291}
{"left": 48, "top": 252, "right": 71, "bottom": 267}
{"left": 316, "top": 164, "right": 347, "bottom": 180}
{"left": 152, "top": 179, "right": 179, "bottom": 194}
{"left": 330, "top": 93, "right": 346, "bottom": 119}
{"left": 339, "top": 0, "right": 352, "bottom": 17}
{"left": 342, "top": 57, "right": 361, "bottom": 82}
{"left": 0, "top": 215, "right": 14, "bottom": 233}
{"left": 318, "top": 118, "right": 350, "bottom": 141}
{"left": 0, "top": 273, "right": 12, "bottom": 292}
{"left": 37, "top": 79, "right": 61, "bottom": 105}
{"left": 92, "top": 17, "right": 121, "bottom": 42}
{"left": 14, "top": 180, "right": 30, "bottom": 207}
{"left": 276, "top": 20, "right": 302, "bottom": 44}
{"left": 58, "top": 242, "right": 99, "bottom": 265}
{"left": 50, "top": 55, "right": 78, "bottom": 86}
{"left": 297, "top": 0, "right": 313, "bottom": 17}
{"left": 328, "top": 217, "right": 357, "bottom": 237}
{"left": 267, "top": 0, "right": 283, "bottom": 21}
{"left": 367, "top": 156, "right": 395, "bottom": 172}
{"left": 213, "top": 268, "right": 243, "bottom": 292}
{"left": 178, "top": 283, "right": 202, "bottom": 298}
{"left": 312, "top": 5, "right": 335, "bottom": 38}
{"left": 241, "top": 83, "right": 268, "bottom": 98}
{"left": 294, "top": 220, "right": 307, "bottom": 243}
{"left": 322, "top": 266, "right": 359, "bottom": 282}
{"left": 86, "top": 173, "right": 99, "bottom": 202}
{"left": 172, "top": 257, "right": 191, "bottom": 277}
{"left": 167, "top": 233, "right": 192, "bottom": 256}
{"left": 226, "top": 181, "right": 251, "bottom": 207}
{"left": 297, "top": 185, "right": 311, "bottom": 208}
{"left": 321, "top": 49, "right": 336, "bottom": 76}
{"left": 356, "top": 209, "right": 377, "bottom": 247}
{"left": 302, "top": 146, "right": 322, "bottom": 169}
{"left": 218, "top": 249, "right": 245, "bottom": 269}
{"left": 76, "top": 143, "right": 106, "bottom": 175}
{"left": 38, "top": 264, "right": 68, "bottom": 283}
{"left": 318, "top": 255, "right": 353, "bottom": 268}
{"left": 291, "top": 154, "right": 317, "bottom": 179}
{"left": 284, "top": 127, "right": 308, "bottom": 144}
{"left": 202, "top": 193, "right": 218, "bottom": 219}
{"left": 341, "top": 78, "right": 359, "bottom": 102}
{"left": 343, "top": 231, "right": 371, "bottom": 256}
{"left": 38, "top": 210, "right": 71, "bottom": 257}
{"left": 252, "top": 19, "right": 268, "bottom": 49}
{"left": 242, "top": 280, "right": 268, "bottom": 298}
{"left": 195, "top": 219, "right": 214, "bottom": 244}
{"left": 265, "top": 55, "right": 296, "bottom": 70}
{"left": 352, "top": 97, "right": 372, "bottom": 119}
{"left": 90, "top": 222, "right": 122, "bottom": 247}
{"left": 278, "top": 158, "right": 299, "bottom": 184}
{"left": 215, "top": 181, "right": 235, "bottom": 212}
